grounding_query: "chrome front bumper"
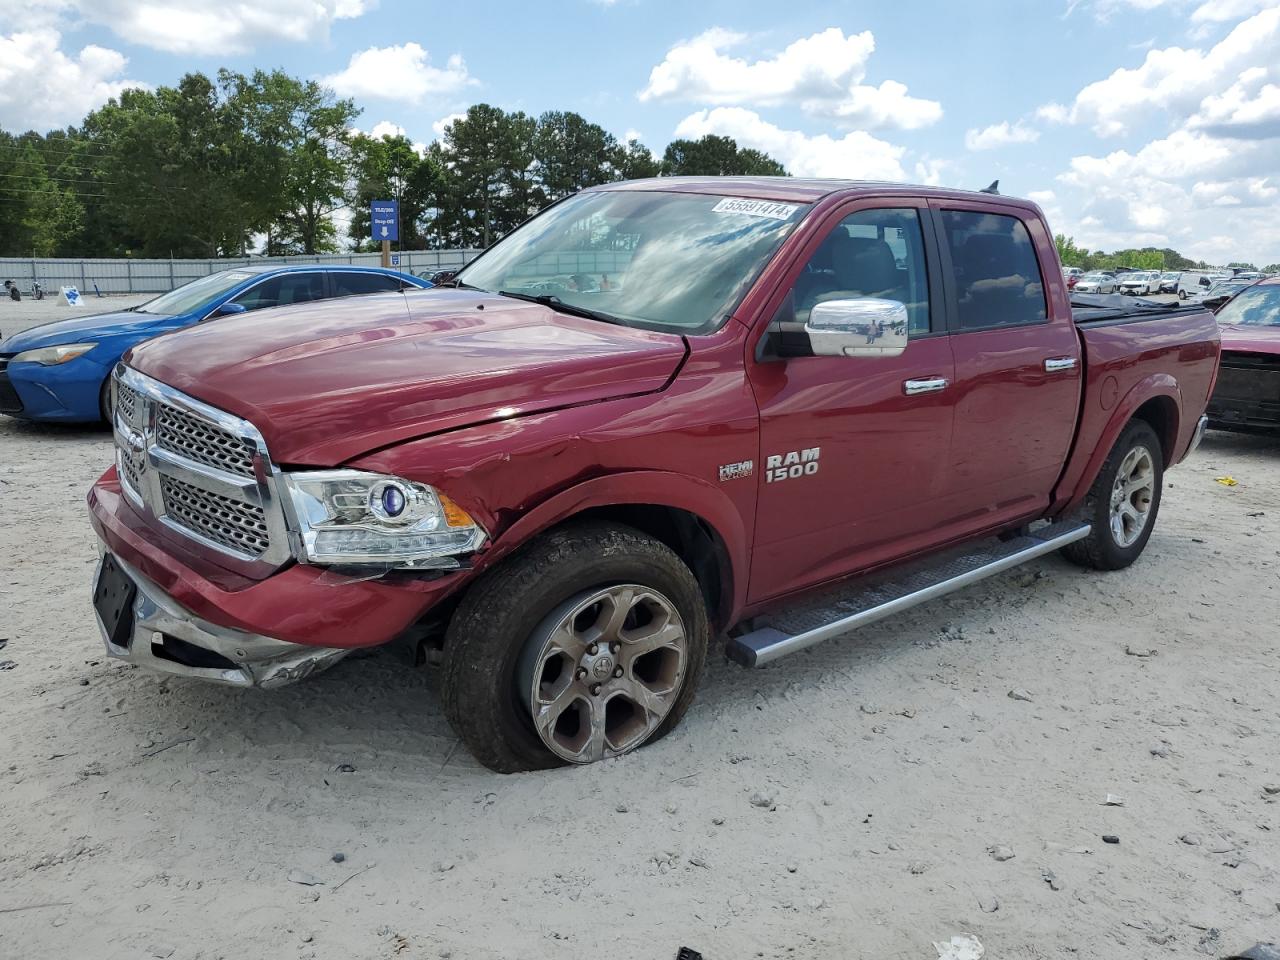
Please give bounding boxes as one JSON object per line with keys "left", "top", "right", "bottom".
{"left": 92, "top": 548, "right": 349, "bottom": 688}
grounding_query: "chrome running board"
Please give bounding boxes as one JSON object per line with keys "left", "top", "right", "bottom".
{"left": 725, "top": 521, "right": 1091, "bottom": 668}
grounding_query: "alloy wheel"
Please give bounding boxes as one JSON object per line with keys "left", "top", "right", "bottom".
{"left": 1109, "top": 445, "right": 1155, "bottom": 548}
{"left": 517, "top": 584, "right": 688, "bottom": 764}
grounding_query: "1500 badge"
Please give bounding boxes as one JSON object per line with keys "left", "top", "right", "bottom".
{"left": 765, "top": 447, "right": 820, "bottom": 483}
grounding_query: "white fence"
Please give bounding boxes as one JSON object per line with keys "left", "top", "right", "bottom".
{"left": 0, "top": 250, "right": 483, "bottom": 296}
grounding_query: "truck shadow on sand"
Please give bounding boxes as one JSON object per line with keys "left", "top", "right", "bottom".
{"left": 102, "top": 553, "right": 1088, "bottom": 779}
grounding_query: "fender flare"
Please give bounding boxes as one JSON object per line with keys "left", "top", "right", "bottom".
{"left": 1062, "top": 374, "right": 1182, "bottom": 510}
{"left": 474, "top": 470, "right": 751, "bottom": 619}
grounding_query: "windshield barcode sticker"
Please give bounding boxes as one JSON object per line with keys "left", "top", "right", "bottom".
{"left": 712, "top": 198, "right": 799, "bottom": 220}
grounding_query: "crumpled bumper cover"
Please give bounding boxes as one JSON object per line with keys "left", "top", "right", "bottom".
{"left": 87, "top": 468, "right": 470, "bottom": 651}
{"left": 93, "top": 550, "right": 348, "bottom": 688}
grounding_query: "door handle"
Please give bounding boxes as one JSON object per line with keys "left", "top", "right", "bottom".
{"left": 903, "top": 377, "right": 949, "bottom": 396}
{"left": 1044, "top": 357, "right": 1078, "bottom": 372}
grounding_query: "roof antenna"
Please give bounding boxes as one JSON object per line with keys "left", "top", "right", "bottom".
{"left": 980, "top": 180, "right": 1000, "bottom": 195}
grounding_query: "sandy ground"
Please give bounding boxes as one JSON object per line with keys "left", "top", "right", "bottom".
{"left": 1, "top": 297, "right": 1278, "bottom": 960}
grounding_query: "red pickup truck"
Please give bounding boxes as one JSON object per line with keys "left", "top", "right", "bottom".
{"left": 87, "top": 178, "right": 1220, "bottom": 772}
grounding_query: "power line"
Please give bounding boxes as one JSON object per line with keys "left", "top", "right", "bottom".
{"left": 0, "top": 171, "right": 119, "bottom": 186}
{"left": 0, "top": 139, "right": 119, "bottom": 157}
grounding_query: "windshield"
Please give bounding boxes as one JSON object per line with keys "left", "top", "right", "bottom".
{"left": 1215, "top": 284, "right": 1279, "bottom": 326}
{"left": 137, "top": 270, "right": 260, "bottom": 316}
{"left": 1208, "top": 280, "right": 1246, "bottom": 294}
{"left": 1082, "top": 273, "right": 1108, "bottom": 280}
{"left": 456, "top": 190, "right": 809, "bottom": 333}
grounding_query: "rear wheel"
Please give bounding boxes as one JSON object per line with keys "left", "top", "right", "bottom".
{"left": 441, "top": 522, "right": 710, "bottom": 773}
{"left": 1061, "top": 419, "right": 1163, "bottom": 570}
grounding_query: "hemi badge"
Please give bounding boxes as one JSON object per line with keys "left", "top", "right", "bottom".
{"left": 719, "top": 460, "right": 754, "bottom": 482}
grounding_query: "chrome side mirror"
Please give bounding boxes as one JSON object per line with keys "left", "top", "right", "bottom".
{"left": 805, "top": 298, "right": 909, "bottom": 358}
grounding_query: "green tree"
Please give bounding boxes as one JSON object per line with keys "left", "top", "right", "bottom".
{"left": 83, "top": 76, "right": 256, "bottom": 256}
{"left": 224, "top": 69, "right": 360, "bottom": 254}
{"left": 1054, "top": 233, "right": 1088, "bottom": 267}
{"left": 660, "top": 134, "right": 787, "bottom": 176}
{"left": 347, "top": 131, "right": 446, "bottom": 249}
{"left": 611, "top": 138, "right": 660, "bottom": 181}
{"left": 436, "top": 104, "right": 538, "bottom": 247}
{"left": 532, "top": 111, "right": 617, "bottom": 201}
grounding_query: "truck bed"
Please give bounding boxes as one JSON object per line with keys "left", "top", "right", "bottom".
{"left": 1070, "top": 292, "right": 1205, "bottom": 326}
{"left": 1051, "top": 293, "right": 1220, "bottom": 515}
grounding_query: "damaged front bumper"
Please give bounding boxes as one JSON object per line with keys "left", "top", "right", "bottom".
{"left": 92, "top": 548, "right": 348, "bottom": 688}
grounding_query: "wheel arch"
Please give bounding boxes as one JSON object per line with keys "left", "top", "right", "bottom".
{"left": 475, "top": 471, "right": 749, "bottom": 631}
{"left": 1061, "top": 375, "right": 1181, "bottom": 512}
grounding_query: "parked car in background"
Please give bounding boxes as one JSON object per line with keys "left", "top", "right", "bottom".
{"left": 1159, "top": 272, "right": 1182, "bottom": 294}
{"left": 1233, "top": 271, "right": 1265, "bottom": 281}
{"left": 86, "top": 177, "right": 1219, "bottom": 771}
{"left": 1191, "top": 277, "right": 1256, "bottom": 311}
{"left": 1118, "top": 271, "right": 1161, "bottom": 296}
{"left": 0, "top": 266, "right": 430, "bottom": 423}
{"left": 1206, "top": 277, "right": 1280, "bottom": 434}
{"left": 1178, "top": 270, "right": 1225, "bottom": 299}
{"left": 1073, "top": 271, "right": 1119, "bottom": 294}
{"left": 1063, "top": 266, "right": 1084, "bottom": 289}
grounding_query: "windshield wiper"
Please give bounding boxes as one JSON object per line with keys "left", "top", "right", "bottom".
{"left": 497, "top": 290, "right": 627, "bottom": 327}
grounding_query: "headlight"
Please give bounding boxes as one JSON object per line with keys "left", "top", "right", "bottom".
{"left": 12, "top": 343, "right": 97, "bottom": 365}
{"left": 283, "top": 469, "right": 485, "bottom": 568}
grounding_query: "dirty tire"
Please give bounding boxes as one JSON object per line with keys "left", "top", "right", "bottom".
{"left": 1061, "top": 419, "right": 1163, "bottom": 571}
{"left": 441, "top": 522, "right": 710, "bottom": 773}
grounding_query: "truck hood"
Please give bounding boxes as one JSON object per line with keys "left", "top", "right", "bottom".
{"left": 1219, "top": 322, "right": 1280, "bottom": 355}
{"left": 126, "top": 289, "right": 688, "bottom": 465}
{"left": 1, "top": 309, "right": 167, "bottom": 352}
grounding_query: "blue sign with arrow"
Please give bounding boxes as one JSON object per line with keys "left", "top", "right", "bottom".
{"left": 370, "top": 199, "right": 399, "bottom": 242}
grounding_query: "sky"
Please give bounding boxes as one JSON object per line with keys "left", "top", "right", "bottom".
{"left": 1, "top": 0, "right": 1279, "bottom": 264}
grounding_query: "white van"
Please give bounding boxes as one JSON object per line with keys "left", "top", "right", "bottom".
{"left": 1177, "top": 270, "right": 1225, "bottom": 299}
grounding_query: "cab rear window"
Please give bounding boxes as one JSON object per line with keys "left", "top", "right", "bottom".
{"left": 941, "top": 211, "right": 1047, "bottom": 330}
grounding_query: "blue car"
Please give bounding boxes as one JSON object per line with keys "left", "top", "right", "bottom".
{"left": 0, "top": 265, "right": 430, "bottom": 423}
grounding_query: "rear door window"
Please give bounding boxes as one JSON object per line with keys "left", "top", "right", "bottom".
{"left": 233, "top": 272, "right": 326, "bottom": 311}
{"left": 331, "top": 272, "right": 404, "bottom": 296}
{"left": 940, "top": 211, "right": 1047, "bottom": 330}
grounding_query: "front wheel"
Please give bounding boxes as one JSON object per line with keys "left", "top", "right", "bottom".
{"left": 98, "top": 377, "right": 114, "bottom": 424}
{"left": 1061, "top": 419, "right": 1163, "bottom": 570}
{"left": 441, "top": 522, "right": 710, "bottom": 773}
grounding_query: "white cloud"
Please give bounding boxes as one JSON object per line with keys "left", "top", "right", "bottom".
{"left": 913, "top": 158, "right": 950, "bottom": 186}
{"left": 673, "top": 107, "right": 908, "bottom": 180}
{"left": 1191, "top": 0, "right": 1275, "bottom": 23}
{"left": 323, "top": 43, "right": 475, "bottom": 105}
{"left": 964, "top": 121, "right": 1040, "bottom": 151}
{"left": 432, "top": 112, "right": 467, "bottom": 140}
{"left": 640, "top": 27, "right": 941, "bottom": 130}
{"left": 1189, "top": 67, "right": 1280, "bottom": 137}
{"left": 1043, "top": 7, "right": 1280, "bottom": 135}
{"left": 0, "top": 1, "right": 375, "bottom": 54}
{"left": 0, "top": 28, "right": 141, "bottom": 130}
{"left": 368, "top": 120, "right": 406, "bottom": 139}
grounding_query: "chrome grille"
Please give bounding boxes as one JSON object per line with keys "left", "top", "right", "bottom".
{"left": 115, "top": 380, "right": 139, "bottom": 422}
{"left": 157, "top": 404, "right": 255, "bottom": 478}
{"left": 119, "top": 445, "right": 144, "bottom": 496}
{"left": 110, "top": 366, "right": 292, "bottom": 574}
{"left": 160, "top": 475, "right": 271, "bottom": 556}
